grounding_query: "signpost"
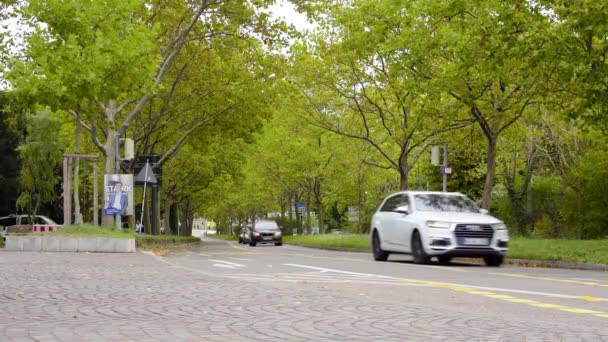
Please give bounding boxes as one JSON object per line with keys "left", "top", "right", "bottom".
{"left": 135, "top": 160, "right": 158, "bottom": 233}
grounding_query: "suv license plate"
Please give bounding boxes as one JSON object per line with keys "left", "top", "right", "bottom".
{"left": 463, "top": 238, "right": 489, "bottom": 245}
{"left": 263, "top": 237, "right": 273, "bottom": 241}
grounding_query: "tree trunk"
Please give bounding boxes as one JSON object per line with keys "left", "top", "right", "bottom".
{"left": 481, "top": 137, "right": 498, "bottom": 209}
{"left": 73, "top": 120, "right": 83, "bottom": 224}
{"left": 315, "top": 181, "right": 324, "bottom": 234}
{"left": 288, "top": 194, "right": 294, "bottom": 235}
{"left": 357, "top": 157, "right": 364, "bottom": 234}
{"left": 398, "top": 150, "right": 409, "bottom": 191}
{"left": 170, "top": 203, "right": 179, "bottom": 235}
{"left": 83, "top": 161, "right": 89, "bottom": 223}
{"left": 306, "top": 192, "right": 311, "bottom": 235}
{"left": 102, "top": 99, "right": 118, "bottom": 227}
{"left": 164, "top": 196, "right": 172, "bottom": 235}
{"left": 280, "top": 199, "right": 286, "bottom": 232}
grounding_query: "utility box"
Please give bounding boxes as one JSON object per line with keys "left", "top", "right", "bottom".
{"left": 431, "top": 146, "right": 441, "bottom": 166}
{"left": 122, "top": 138, "right": 134, "bottom": 160}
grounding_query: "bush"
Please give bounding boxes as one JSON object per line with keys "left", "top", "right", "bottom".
{"left": 561, "top": 150, "right": 608, "bottom": 239}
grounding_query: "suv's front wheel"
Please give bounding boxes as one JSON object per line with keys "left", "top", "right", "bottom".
{"left": 484, "top": 255, "right": 504, "bottom": 267}
{"left": 411, "top": 231, "right": 430, "bottom": 264}
{"left": 372, "top": 230, "right": 389, "bottom": 261}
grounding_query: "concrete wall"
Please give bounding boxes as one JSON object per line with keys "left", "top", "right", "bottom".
{"left": 5, "top": 236, "right": 135, "bottom": 253}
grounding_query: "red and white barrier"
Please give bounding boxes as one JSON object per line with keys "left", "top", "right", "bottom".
{"left": 32, "top": 224, "right": 61, "bottom": 233}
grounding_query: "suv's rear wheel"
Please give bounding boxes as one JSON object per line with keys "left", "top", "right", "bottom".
{"left": 372, "top": 230, "right": 389, "bottom": 261}
{"left": 484, "top": 255, "right": 504, "bottom": 267}
{"left": 411, "top": 231, "right": 430, "bottom": 264}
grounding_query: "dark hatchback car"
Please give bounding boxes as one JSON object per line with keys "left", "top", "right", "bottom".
{"left": 248, "top": 220, "right": 282, "bottom": 247}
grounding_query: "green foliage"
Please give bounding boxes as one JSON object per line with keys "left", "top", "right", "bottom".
{"left": 135, "top": 234, "right": 200, "bottom": 248}
{"left": 10, "top": 0, "right": 160, "bottom": 106}
{"left": 561, "top": 148, "right": 608, "bottom": 239}
{"left": 529, "top": 176, "right": 562, "bottom": 237}
{"left": 16, "top": 109, "right": 63, "bottom": 215}
{"left": 0, "top": 93, "right": 23, "bottom": 216}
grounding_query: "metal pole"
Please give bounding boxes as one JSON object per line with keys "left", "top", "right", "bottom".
{"left": 151, "top": 185, "right": 158, "bottom": 234}
{"left": 139, "top": 160, "right": 149, "bottom": 232}
{"left": 93, "top": 160, "right": 98, "bottom": 226}
{"left": 116, "top": 133, "right": 122, "bottom": 230}
{"left": 442, "top": 142, "right": 448, "bottom": 192}
{"left": 63, "top": 157, "right": 70, "bottom": 225}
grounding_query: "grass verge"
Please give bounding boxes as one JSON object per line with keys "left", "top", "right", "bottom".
{"left": 44, "top": 224, "right": 135, "bottom": 238}
{"left": 507, "top": 237, "right": 608, "bottom": 265}
{"left": 216, "top": 233, "right": 608, "bottom": 264}
{"left": 211, "top": 234, "right": 238, "bottom": 241}
{"left": 283, "top": 234, "right": 371, "bottom": 250}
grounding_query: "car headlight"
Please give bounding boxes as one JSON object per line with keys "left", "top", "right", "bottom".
{"left": 253, "top": 232, "right": 260, "bottom": 236}
{"left": 492, "top": 223, "right": 507, "bottom": 230}
{"left": 274, "top": 231, "right": 282, "bottom": 237}
{"left": 426, "top": 221, "right": 451, "bottom": 229}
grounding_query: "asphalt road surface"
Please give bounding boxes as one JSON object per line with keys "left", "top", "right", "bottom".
{"left": 1, "top": 237, "right": 607, "bottom": 341}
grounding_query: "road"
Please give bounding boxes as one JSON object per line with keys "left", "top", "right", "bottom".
{"left": 1, "top": 237, "right": 608, "bottom": 341}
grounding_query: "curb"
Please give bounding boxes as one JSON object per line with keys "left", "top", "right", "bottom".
{"left": 506, "top": 258, "right": 608, "bottom": 271}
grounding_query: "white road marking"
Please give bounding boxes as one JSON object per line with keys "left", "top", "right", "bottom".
{"left": 283, "top": 263, "right": 608, "bottom": 301}
{"left": 228, "top": 258, "right": 253, "bottom": 261}
{"left": 209, "top": 259, "right": 246, "bottom": 269}
{"left": 284, "top": 263, "right": 393, "bottom": 278}
{"left": 213, "top": 264, "right": 238, "bottom": 269}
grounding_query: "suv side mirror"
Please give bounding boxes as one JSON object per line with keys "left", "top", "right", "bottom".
{"left": 394, "top": 205, "right": 409, "bottom": 215}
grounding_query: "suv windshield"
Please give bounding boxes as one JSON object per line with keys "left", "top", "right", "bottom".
{"left": 413, "top": 194, "right": 480, "bottom": 213}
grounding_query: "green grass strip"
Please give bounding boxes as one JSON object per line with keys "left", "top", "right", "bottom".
{"left": 43, "top": 224, "right": 135, "bottom": 239}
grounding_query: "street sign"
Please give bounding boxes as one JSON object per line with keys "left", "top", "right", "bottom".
{"left": 135, "top": 162, "right": 157, "bottom": 184}
{"left": 440, "top": 166, "right": 452, "bottom": 175}
{"left": 296, "top": 201, "right": 305, "bottom": 215}
{"left": 134, "top": 155, "right": 162, "bottom": 185}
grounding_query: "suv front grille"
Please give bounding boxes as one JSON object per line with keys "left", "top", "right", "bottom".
{"left": 454, "top": 224, "right": 494, "bottom": 246}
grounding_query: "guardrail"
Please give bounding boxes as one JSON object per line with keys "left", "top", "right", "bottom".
{"left": 32, "top": 224, "right": 62, "bottom": 233}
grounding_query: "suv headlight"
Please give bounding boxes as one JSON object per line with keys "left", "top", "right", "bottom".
{"left": 253, "top": 232, "right": 260, "bottom": 236}
{"left": 274, "top": 231, "right": 282, "bottom": 237}
{"left": 492, "top": 223, "right": 507, "bottom": 230}
{"left": 426, "top": 221, "right": 451, "bottom": 229}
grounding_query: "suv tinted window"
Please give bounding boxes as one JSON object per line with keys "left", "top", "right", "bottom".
{"left": 381, "top": 195, "right": 400, "bottom": 212}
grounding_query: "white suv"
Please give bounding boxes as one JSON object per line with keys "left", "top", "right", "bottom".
{"left": 370, "top": 191, "right": 508, "bottom": 266}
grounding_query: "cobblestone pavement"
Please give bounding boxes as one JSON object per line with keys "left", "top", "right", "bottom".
{"left": 1, "top": 250, "right": 608, "bottom": 342}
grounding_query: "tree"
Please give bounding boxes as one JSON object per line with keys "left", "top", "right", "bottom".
{"left": 413, "top": 0, "right": 552, "bottom": 208}
{"left": 7, "top": 0, "right": 285, "bottom": 227}
{"left": 292, "top": 1, "right": 469, "bottom": 191}
{"left": 16, "top": 109, "right": 62, "bottom": 216}
{"left": 0, "top": 92, "right": 23, "bottom": 216}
